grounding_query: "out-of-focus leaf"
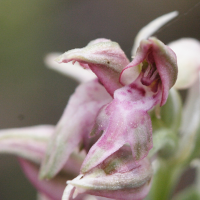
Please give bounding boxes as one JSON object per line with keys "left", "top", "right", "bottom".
{"left": 149, "top": 128, "right": 178, "bottom": 158}
{"left": 172, "top": 186, "right": 200, "bottom": 200}
{"left": 151, "top": 88, "right": 182, "bottom": 132}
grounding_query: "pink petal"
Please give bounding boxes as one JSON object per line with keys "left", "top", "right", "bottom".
{"left": 0, "top": 125, "right": 54, "bottom": 164}
{"left": 67, "top": 147, "right": 153, "bottom": 200}
{"left": 19, "top": 158, "right": 66, "bottom": 200}
{"left": 57, "top": 39, "right": 130, "bottom": 96}
{"left": 81, "top": 73, "right": 163, "bottom": 173}
{"left": 81, "top": 95, "right": 156, "bottom": 173}
{"left": 19, "top": 159, "right": 83, "bottom": 200}
{"left": 120, "top": 37, "right": 178, "bottom": 106}
{"left": 40, "top": 79, "right": 112, "bottom": 179}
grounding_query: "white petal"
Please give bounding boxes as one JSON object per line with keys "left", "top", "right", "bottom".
{"left": 0, "top": 125, "right": 54, "bottom": 164}
{"left": 45, "top": 53, "right": 96, "bottom": 83}
{"left": 175, "top": 75, "right": 200, "bottom": 162}
{"left": 168, "top": 38, "right": 200, "bottom": 89}
{"left": 181, "top": 74, "right": 200, "bottom": 136}
{"left": 131, "top": 11, "right": 178, "bottom": 56}
{"left": 62, "top": 175, "right": 83, "bottom": 200}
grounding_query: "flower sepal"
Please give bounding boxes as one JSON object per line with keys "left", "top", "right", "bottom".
{"left": 63, "top": 145, "right": 153, "bottom": 200}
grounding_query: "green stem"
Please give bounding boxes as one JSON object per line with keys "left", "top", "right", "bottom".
{"left": 147, "top": 160, "right": 182, "bottom": 200}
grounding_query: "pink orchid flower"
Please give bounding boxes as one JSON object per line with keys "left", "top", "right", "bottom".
{"left": 0, "top": 12, "right": 178, "bottom": 200}
{"left": 41, "top": 11, "right": 178, "bottom": 180}
{"left": 40, "top": 12, "right": 177, "bottom": 200}
{"left": 57, "top": 36, "right": 177, "bottom": 200}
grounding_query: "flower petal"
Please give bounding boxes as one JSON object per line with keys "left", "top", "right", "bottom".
{"left": 57, "top": 39, "right": 130, "bottom": 96}
{"left": 181, "top": 76, "right": 200, "bottom": 136}
{"left": 19, "top": 158, "right": 66, "bottom": 200}
{"left": 81, "top": 96, "right": 153, "bottom": 173}
{"left": 0, "top": 125, "right": 54, "bottom": 164}
{"left": 66, "top": 146, "right": 152, "bottom": 200}
{"left": 45, "top": 53, "right": 96, "bottom": 83}
{"left": 121, "top": 37, "right": 178, "bottom": 106}
{"left": 132, "top": 11, "right": 178, "bottom": 56}
{"left": 62, "top": 175, "right": 84, "bottom": 200}
{"left": 168, "top": 38, "right": 200, "bottom": 89}
{"left": 40, "top": 79, "right": 112, "bottom": 179}
{"left": 20, "top": 159, "right": 84, "bottom": 200}
{"left": 175, "top": 75, "right": 200, "bottom": 163}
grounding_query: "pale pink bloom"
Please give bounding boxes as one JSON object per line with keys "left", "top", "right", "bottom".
{"left": 42, "top": 35, "right": 177, "bottom": 200}
{"left": 168, "top": 38, "right": 200, "bottom": 89}
{"left": 39, "top": 12, "right": 177, "bottom": 200}
{"left": 41, "top": 36, "right": 177, "bottom": 180}
{"left": 0, "top": 12, "right": 178, "bottom": 200}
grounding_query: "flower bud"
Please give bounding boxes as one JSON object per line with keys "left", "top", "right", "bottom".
{"left": 168, "top": 38, "right": 200, "bottom": 89}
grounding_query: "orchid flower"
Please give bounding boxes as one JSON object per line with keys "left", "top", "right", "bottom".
{"left": 41, "top": 12, "right": 178, "bottom": 181}
{"left": 0, "top": 12, "right": 179, "bottom": 200}
{"left": 39, "top": 13, "right": 177, "bottom": 200}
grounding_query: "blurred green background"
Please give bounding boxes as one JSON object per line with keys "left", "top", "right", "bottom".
{"left": 0, "top": 0, "right": 200, "bottom": 199}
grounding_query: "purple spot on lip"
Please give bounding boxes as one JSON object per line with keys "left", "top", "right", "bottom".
{"left": 130, "top": 83, "right": 145, "bottom": 96}
{"left": 127, "top": 89, "right": 132, "bottom": 93}
{"left": 121, "top": 91, "right": 127, "bottom": 96}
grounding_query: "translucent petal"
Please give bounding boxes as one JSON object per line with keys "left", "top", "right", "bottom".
{"left": 168, "top": 38, "right": 200, "bottom": 89}
{"left": 45, "top": 53, "right": 96, "bottom": 83}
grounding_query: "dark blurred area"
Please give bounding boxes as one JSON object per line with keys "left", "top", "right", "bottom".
{"left": 0, "top": 0, "right": 199, "bottom": 199}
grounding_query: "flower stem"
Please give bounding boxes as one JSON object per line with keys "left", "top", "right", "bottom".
{"left": 147, "top": 160, "right": 182, "bottom": 200}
